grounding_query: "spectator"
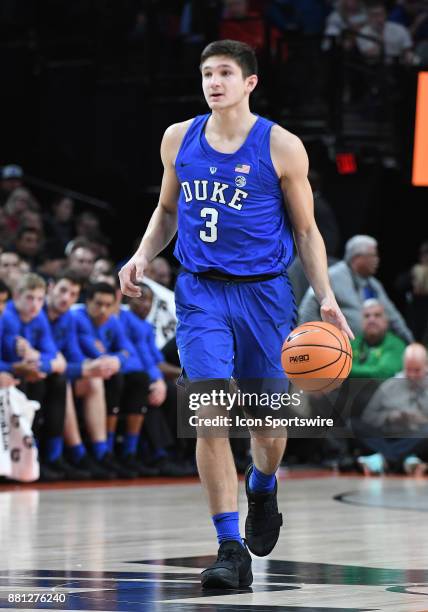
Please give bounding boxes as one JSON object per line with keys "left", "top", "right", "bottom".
{"left": 90, "top": 257, "right": 115, "bottom": 281}
{"left": 45, "top": 270, "right": 123, "bottom": 479}
{"left": 0, "top": 279, "right": 10, "bottom": 315}
{"left": 3, "top": 188, "right": 32, "bottom": 233}
{"left": 0, "top": 273, "right": 84, "bottom": 481}
{"left": 129, "top": 290, "right": 181, "bottom": 381}
{"left": 75, "top": 211, "right": 101, "bottom": 241}
{"left": 12, "top": 226, "right": 44, "bottom": 269}
{"left": 395, "top": 240, "right": 428, "bottom": 342}
{"left": 356, "top": 343, "right": 428, "bottom": 475}
{"left": 267, "top": 0, "right": 331, "bottom": 36}
{"left": 0, "top": 164, "right": 24, "bottom": 207}
{"left": 389, "top": 0, "right": 428, "bottom": 46}
{"left": 0, "top": 207, "right": 10, "bottom": 247}
{"left": 72, "top": 282, "right": 153, "bottom": 478}
{"left": 288, "top": 169, "right": 341, "bottom": 304}
{"left": 299, "top": 235, "right": 413, "bottom": 342}
{"left": 219, "top": 0, "right": 266, "bottom": 51}
{"left": 145, "top": 256, "right": 174, "bottom": 288}
{"left": 323, "top": 0, "right": 367, "bottom": 46}
{"left": 350, "top": 299, "right": 407, "bottom": 379}
{"left": 357, "top": 1, "right": 414, "bottom": 63}
{"left": 67, "top": 243, "right": 96, "bottom": 298}
{"left": 0, "top": 251, "right": 21, "bottom": 286}
{"left": 44, "top": 196, "right": 76, "bottom": 258}
{"left": 137, "top": 279, "right": 177, "bottom": 349}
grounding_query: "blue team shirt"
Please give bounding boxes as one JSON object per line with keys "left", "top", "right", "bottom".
{"left": 71, "top": 306, "right": 136, "bottom": 372}
{"left": 1, "top": 301, "right": 57, "bottom": 373}
{"left": 118, "top": 308, "right": 163, "bottom": 381}
{"left": 174, "top": 113, "right": 295, "bottom": 275}
{"left": 44, "top": 306, "right": 86, "bottom": 380}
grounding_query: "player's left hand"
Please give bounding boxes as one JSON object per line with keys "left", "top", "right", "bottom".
{"left": 320, "top": 296, "right": 354, "bottom": 340}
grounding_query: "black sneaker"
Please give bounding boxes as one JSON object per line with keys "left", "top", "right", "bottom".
{"left": 154, "top": 457, "right": 189, "bottom": 477}
{"left": 121, "top": 454, "right": 160, "bottom": 477}
{"left": 101, "top": 453, "right": 139, "bottom": 479}
{"left": 244, "top": 463, "right": 283, "bottom": 557}
{"left": 74, "top": 453, "right": 116, "bottom": 480}
{"left": 201, "top": 540, "right": 252, "bottom": 589}
{"left": 48, "top": 457, "right": 92, "bottom": 481}
{"left": 39, "top": 462, "right": 65, "bottom": 482}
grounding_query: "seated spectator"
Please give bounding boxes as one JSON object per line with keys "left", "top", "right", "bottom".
{"left": 44, "top": 196, "right": 76, "bottom": 258}
{"left": 0, "top": 207, "right": 10, "bottom": 247}
{"left": 67, "top": 242, "right": 96, "bottom": 299}
{"left": 140, "top": 278, "right": 177, "bottom": 349}
{"left": 299, "top": 235, "right": 413, "bottom": 342}
{"left": 357, "top": 1, "right": 414, "bottom": 64}
{"left": 3, "top": 188, "right": 33, "bottom": 234}
{"left": 0, "top": 251, "right": 21, "bottom": 286}
{"left": 45, "top": 270, "right": 126, "bottom": 479}
{"left": 72, "top": 283, "right": 157, "bottom": 477}
{"left": 356, "top": 343, "right": 428, "bottom": 476}
{"left": 145, "top": 256, "right": 174, "bottom": 289}
{"left": 267, "top": 0, "right": 330, "bottom": 36}
{"left": 395, "top": 240, "right": 428, "bottom": 342}
{"left": 0, "top": 279, "right": 10, "bottom": 314}
{"left": 0, "top": 273, "right": 84, "bottom": 481}
{"left": 11, "top": 226, "right": 44, "bottom": 269}
{"left": 219, "top": 0, "right": 265, "bottom": 51}
{"left": 90, "top": 257, "right": 115, "bottom": 282}
{"left": 288, "top": 169, "right": 341, "bottom": 304}
{"left": 129, "top": 288, "right": 181, "bottom": 381}
{"left": 323, "top": 0, "right": 367, "bottom": 49}
{"left": 350, "top": 299, "right": 407, "bottom": 379}
{"left": 389, "top": 0, "right": 428, "bottom": 46}
{"left": 0, "top": 164, "right": 24, "bottom": 207}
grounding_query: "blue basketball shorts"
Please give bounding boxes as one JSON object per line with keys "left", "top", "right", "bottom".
{"left": 175, "top": 271, "right": 297, "bottom": 386}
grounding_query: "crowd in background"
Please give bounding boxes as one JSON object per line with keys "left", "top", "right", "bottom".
{"left": 1, "top": 0, "right": 428, "bottom": 483}
{"left": 0, "top": 162, "right": 427, "bottom": 483}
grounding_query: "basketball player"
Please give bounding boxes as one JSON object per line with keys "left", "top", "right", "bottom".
{"left": 119, "top": 39, "right": 353, "bottom": 589}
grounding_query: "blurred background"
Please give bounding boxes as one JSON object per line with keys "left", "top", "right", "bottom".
{"left": 1, "top": 0, "right": 427, "bottom": 307}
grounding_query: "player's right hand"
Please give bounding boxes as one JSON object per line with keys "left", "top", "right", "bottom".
{"left": 118, "top": 253, "right": 148, "bottom": 297}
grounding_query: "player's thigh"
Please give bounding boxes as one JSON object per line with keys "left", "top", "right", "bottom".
{"left": 175, "top": 273, "right": 234, "bottom": 379}
{"left": 233, "top": 274, "right": 297, "bottom": 380}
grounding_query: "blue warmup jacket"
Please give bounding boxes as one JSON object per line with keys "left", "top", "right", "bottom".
{"left": 118, "top": 308, "right": 163, "bottom": 381}
{"left": 45, "top": 306, "right": 86, "bottom": 380}
{"left": 1, "top": 301, "right": 57, "bottom": 374}
{"left": 71, "top": 306, "right": 135, "bottom": 372}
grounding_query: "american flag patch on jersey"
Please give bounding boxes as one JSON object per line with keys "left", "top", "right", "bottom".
{"left": 234, "top": 163, "right": 250, "bottom": 174}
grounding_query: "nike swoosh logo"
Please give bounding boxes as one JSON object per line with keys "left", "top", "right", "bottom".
{"left": 180, "top": 162, "right": 189, "bottom": 167}
{"left": 287, "top": 329, "right": 314, "bottom": 342}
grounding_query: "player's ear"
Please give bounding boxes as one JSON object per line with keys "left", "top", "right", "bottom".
{"left": 246, "top": 74, "right": 258, "bottom": 93}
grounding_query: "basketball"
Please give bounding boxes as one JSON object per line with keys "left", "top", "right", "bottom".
{"left": 281, "top": 321, "right": 353, "bottom": 393}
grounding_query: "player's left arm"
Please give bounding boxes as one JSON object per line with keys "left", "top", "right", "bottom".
{"left": 271, "top": 126, "right": 354, "bottom": 339}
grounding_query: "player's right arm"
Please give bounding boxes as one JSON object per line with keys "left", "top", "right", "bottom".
{"left": 119, "top": 120, "right": 192, "bottom": 297}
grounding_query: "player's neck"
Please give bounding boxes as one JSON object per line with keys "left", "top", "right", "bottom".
{"left": 209, "top": 105, "right": 256, "bottom": 140}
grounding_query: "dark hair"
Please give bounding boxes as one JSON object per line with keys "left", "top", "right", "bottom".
{"left": 16, "top": 225, "right": 40, "bottom": 240}
{"left": 200, "top": 40, "right": 258, "bottom": 78}
{"left": 86, "top": 282, "right": 116, "bottom": 301}
{"left": 54, "top": 268, "right": 84, "bottom": 287}
{"left": 140, "top": 283, "right": 154, "bottom": 297}
{"left": 0, "top": 279, "right": 11, "bottom": 297}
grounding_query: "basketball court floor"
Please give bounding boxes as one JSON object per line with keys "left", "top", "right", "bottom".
{"left": 1, "top": 470, "right": 428, "bottom": 611}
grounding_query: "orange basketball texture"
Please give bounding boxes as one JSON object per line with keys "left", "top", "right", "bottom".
{"left": 281, "top": 322, "right": 353, "bottom": 392}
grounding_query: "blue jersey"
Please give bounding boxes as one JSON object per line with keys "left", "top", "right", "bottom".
{"left": 173, "top": 114, "right": 295, "bottom": 276}
{"left": 71, "top": 307, "right": 135, "bottom": 372}
{"left": 1, "top": 301, "right": 57, "bottom": 374}
{"left": 119, "top": 308, "right": 163, "bottom": 382}
{"left": 45, "top": 306, "right": 85, "bottom": 380}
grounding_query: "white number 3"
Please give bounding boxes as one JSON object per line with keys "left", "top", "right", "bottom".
{"left": 200, "top": 207, "right": 218, "bottom": 243}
